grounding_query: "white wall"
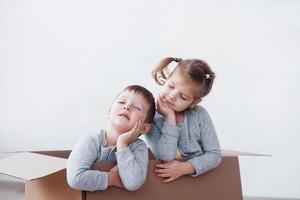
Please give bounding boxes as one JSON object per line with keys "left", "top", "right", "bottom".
{"left": 1, "top": 0, "right": 299, "bottom": 198}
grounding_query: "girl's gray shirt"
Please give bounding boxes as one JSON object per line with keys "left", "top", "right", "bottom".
{"left": 144, "top": 105, "right": 222, "bottom": 176}
{"left": 67, "top": 130, "right": 148, "bottom": 191}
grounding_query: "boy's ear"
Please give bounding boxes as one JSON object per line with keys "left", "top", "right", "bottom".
{"left": 106, "top": 107, "right": 111, "bottom": 118}
{"left": 190, "top": 98, "right": 201, "bottom": 109}
{"left": 139, "top": 123, "right": 151, "bottom": 135}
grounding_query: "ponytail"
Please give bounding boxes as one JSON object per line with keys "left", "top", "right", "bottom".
{"left": 152, "top": 57, "right": 182, "bottom": 85}
{"left": 202, "top": 71, "right": 215, "bottom": 97}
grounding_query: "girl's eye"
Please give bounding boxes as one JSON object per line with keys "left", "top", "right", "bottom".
{"left": 118, "top": 101, "right": 125, "bottom": 104}
{"left": 169, "top": 84, "right": 175, "bottom": 89}
{"left": 181, "top": 95, "right": 188, "bottom": 100}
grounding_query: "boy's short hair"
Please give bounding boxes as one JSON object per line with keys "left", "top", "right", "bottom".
{"left": 123, "top": 85, "right": 156, "bottom": 123}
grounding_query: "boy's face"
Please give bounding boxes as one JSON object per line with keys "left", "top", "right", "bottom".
{"left": 108, "top": 90, "right": 150, "bottom": 133}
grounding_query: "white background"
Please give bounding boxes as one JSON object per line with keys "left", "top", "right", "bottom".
{"left": 1, "top": 0, "right": 299, "bottom": 198}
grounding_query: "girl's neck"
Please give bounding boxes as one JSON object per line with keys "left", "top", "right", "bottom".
{"left": 175, "top": 111, "right": 185, "bottom": 124}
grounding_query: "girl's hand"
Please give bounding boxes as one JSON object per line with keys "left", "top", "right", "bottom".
{"left": 117, "top": 118, "right": 144, "bottom": 150}
{"left": 154, "top": 160, "right": 195, "bottom": 183}
{"left": 157, "top": 95, "right": 176, "bottom": 125}
{"left": 108, "top": 165, "right": 124, "bottom": 188}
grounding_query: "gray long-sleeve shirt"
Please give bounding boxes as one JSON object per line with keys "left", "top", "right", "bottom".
{"left": 66, "top": 130, "right": 148, "bottom": 191}
{"left": 144, "top": 105, "right": 222, "bottom": 177}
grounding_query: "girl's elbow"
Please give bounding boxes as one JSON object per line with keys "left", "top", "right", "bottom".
{"left": 157, "top": 152, "right": 174, "bottom": 161}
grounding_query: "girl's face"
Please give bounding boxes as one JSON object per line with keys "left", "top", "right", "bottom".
{"left": 160, "top": 70, "right": 201, "bottom": 112}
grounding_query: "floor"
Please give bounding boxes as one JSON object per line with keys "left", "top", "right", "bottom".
{"left": 0, "top": 174, "right": 299, "bottom": 200}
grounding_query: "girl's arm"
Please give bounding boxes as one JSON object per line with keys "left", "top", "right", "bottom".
{"left": 145, "top": 120, "right": 180, "bottom": 161}
{"left": 188, "top": 108, "right": 222, "bottom": 176}
{"left": 66, "top": 134, "right": 110, "bottom": 191}
{"left": 116, "top": 140, "right": 149, "bottom": 191}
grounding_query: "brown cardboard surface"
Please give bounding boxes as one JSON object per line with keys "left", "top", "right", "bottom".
{"left": 5, "top": 150, "right": 244, "bottom": 200}
{"left": 25, "top": 169, "right": 84, "bottom": 200}
{"left": 25, "top": 151, "right": 84, "bottom": 200}
{"left": 87, "top": 157, "right": 243, "bottom": 200}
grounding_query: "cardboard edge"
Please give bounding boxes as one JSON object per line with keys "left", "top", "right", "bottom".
{"left": 221, "top": 149, "right": 272, "bottom": 157}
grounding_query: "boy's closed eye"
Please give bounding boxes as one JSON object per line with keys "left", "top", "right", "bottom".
{"left": 132, "top": 105, "right": 141, "bottom": 111}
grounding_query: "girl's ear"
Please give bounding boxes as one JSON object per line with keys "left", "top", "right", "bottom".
{"left": 190, "top": 98, "right": 201, "bottom": 109}
{"left": 139, "top": 123, "right": 152, "bottom": 135}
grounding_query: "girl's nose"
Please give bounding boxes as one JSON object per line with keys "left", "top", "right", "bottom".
{"left": 169, "top": 92, "right": 176, "bottom": 101}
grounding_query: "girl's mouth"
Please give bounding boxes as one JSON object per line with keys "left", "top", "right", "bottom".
{"left": 162, "top": 97, "right": 174, "bottom": 107}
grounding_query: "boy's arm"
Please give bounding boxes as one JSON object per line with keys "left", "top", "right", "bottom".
{"left": 145, "top": 121, "right": 180, "bottom": 161}
{"left": 66, "top": 134, "right": 109, "bottom": 191}
{"left": 188, "top": 109, "right": 222, "bottom": 177}
{"left": 115, "top": 141, "right": 149, "bottom": 191}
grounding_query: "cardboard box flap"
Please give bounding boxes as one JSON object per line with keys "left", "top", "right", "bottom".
{"left": 0, "top": 152, "right": 66, "bottom": 181}
{"left": 221, "top": 149, "right": 272, "bottom": 157}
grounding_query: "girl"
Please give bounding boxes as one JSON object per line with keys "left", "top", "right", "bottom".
{"left": 145, "top": 57, "right": 222, "bottom": 183}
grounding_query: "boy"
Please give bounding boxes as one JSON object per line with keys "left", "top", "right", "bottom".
{"left": 67, "top": 85, "right": 156, "bottom": 191}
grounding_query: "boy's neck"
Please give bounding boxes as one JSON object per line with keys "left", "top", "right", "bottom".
{"left": 105, "top": 126, "right": 122, "bottom": 147}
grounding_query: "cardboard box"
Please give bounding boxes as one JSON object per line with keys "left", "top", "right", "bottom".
{"left": 0, "top": 149, "right": 267, "bottom": 200}
{"left": 0, "top": 151, "right": 83, "bottom": 200}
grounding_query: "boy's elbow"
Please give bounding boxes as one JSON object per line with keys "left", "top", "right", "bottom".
{"left": 67, "top": 174, "right": 81, "bottom": 190}
{"left": 123, "top": 175, "right": 145, "bottom": 191}
{"left": 123, "top": 181, "right": 143, "bottom": 191}
{"left": 66, "top": 169, "right": 83, "bottom": 190}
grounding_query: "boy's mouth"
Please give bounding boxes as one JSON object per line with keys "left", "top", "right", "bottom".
{"left": 118, "top": 113, "right": 130, "bottom": 120}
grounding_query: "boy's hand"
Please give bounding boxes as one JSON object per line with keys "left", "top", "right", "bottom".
{"left": 154, "top": 160, "right": 196, "bottom": 183}
{"left": 157, "top": 95, "right": 176, "bottom": 125}
{"left": 117, "top": 118, "right": 144, "bottom": 150}
{"left": 108, "top": 165, "right": 124, "bottom": 188}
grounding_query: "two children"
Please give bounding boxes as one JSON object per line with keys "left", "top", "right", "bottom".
{"left": 67, "top": 57, "right": 221, "bottom": 191}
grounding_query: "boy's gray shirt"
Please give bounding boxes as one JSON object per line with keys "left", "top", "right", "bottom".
{"left": 67, "top": 130, "right": 148, "bottom": 191}
{"left": 144, "top": 105, "right": 222, "bottom": 176}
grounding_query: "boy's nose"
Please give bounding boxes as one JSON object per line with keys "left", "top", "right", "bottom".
{"left": 122, "top": 105, "right": 130, "bottom": 111}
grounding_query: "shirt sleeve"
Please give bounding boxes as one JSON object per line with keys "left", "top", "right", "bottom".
{"left": 115, "top": 140, "right": 148, "bottom": 191}
{"left": 145, "top": 120, "right": 180, "bottom": 161}
{"left": 66, "top": 134, "right": 109, "bottom": 191}
{"left": 187, "top": 108, "right": 222, "bottom": 177}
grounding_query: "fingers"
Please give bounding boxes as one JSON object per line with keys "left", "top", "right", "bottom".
{"left": 131, "top": 118, "right": 142, "bottom": 133}
{"left": 155, "top": 163, "right": 168, "bottom": 169}
{"left": 163, "top": 177, "right": 174, "bottom": 183}
{"left": 157, "top": 173, "right": 170, "bottom": 178}
{"left": 154, "top": 168, "right": 168, "bottom": 174}
{"left": 134, "top": 118, "right": 143, "bottom": 135}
